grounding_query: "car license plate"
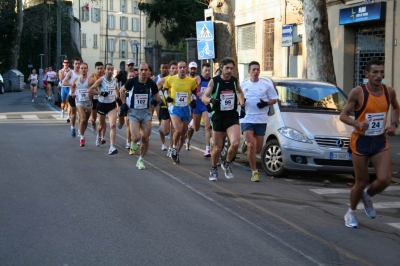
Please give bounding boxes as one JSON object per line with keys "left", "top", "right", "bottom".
{"left": 330, "top": 152, "right": 352, "bottom": 160}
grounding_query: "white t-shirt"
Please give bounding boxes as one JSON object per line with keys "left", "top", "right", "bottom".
{"left": 240, "top": 78, "right": 278, "bottom": 124}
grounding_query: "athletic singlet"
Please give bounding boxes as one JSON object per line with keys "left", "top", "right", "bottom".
{"left": 197, "top": 75, "right": 210, "bottom": 99}
{"left": 91, "top": 73, "right": 100, "bottom": 99}
{"left": 354, "top": 83, "right": 390, "bottom": 136}
{"left": 46, "top": 71, "right": 57, "bottom": 82}
{"left": 76, "top": 76, "right": 90, "bottom": 102}
{"left": 68, "top": 71, "right": 80, "bottom": 95}
{"left": 211, "top": 75, "right": 238, "bottom": 112}
{"left": 98, "top": 77, "right": 117, "bottom": 104}
{"left": 29, "top": 74, "right": 38, "bottom": 84}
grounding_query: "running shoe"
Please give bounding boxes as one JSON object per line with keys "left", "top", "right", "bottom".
{"left": 209, "top": 167, "right": 218, "bottom": 181}
{"left": 344, "top": 211, "right": 358, "bottom": 228}
{"left": 171, "top": 148, "right": 178, "bottom": 163}
{"left": 241, "top": 141, "right": 248, "bottom": 153}
{"left": 203, "top": 150, "right": 211, "bottom": 157}
{"left": 117, "top": 122, "right": 123, "bottom": 129}
{"left": 31, "top": 99, "right": 34, "bottom": 103}
{"left": 125, "top": 140, "right": 130, "bottom": 149}
{"left": 80, "top": 138, "right": 85, "bottom": 147}
{"left": 137, "top": 141, "right": 141, "bottom": 146}
{"left": 45, "top": 96, "right": 48, "bottom": 101}
{"left": 251, "top": 171, "right": 260, "bottom": 182}
{"left": 109, "top": 146, "right": 118, "bottom": 155}
{"left": 77, "top": 129, "right": 81, "bottom": 137}
{"left": 96, "top": 136, "right": 101, "bottom": 147}
{"left": 129, "top": 148, "right": 135, "bottom": 155}
{"left": 71, "top": 128, "right": 76, "bottom": 138}
{"left": 361, "top": 191, "right": 376, "bottom": 219}
{"left": 185, "top": 142, "right": 191, "bottom": 151}
{"left": 167, "top": 148, "right": 172, "bottom": 157}
{"left": 101, "top": 138, "right": 106, "bottom": 145}
{"left": 136, "top": 159, "right": 145, "bottom": 170}
{"left": 221, "top": 160, "right": 234, "bottom": 179}
{"left": 61, "top": 109, "right": 64, "bottom": 119}
{"left": 66, "top": 115, "right": 70, "bottom": 123}
{"left": 131, "top": 141, "right": 138, "bottom": 152}
{"left": 161, "top": 144, "right": 167, "bottom": 151}
{"left": 174, "top": 154, "right": 180, "bottom": 164}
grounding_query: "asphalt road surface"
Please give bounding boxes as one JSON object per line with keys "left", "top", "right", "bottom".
{"left": 1, "top": 89, "right": 400, "bottom": 266}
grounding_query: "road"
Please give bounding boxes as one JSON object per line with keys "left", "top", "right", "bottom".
{"left": 1, "top": 89, "right": 400, "bottom": 266}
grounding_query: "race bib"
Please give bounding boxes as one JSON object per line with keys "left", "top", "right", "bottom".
{"left": 134, "top": 94, "right": 148, "bottom": 109}
{"left": 220, "top": 91, "right": 235, "bottom": 111}
{"left": 175, "top": 92, "right": 188, "bottom": 107}
{"left": 200, "top": 87, "right": 207, "bottom": 99}
{"left": 365, "top": 112, "right": 386, "bottom": 136}
{"left": 77, "top": 88, "right": 89, "bottom": 101}
{"left": 93, "top": 94, "right": 99, "bottom": 100}
{"left": 107, "top": 86, "right": 115, "bottom": 99}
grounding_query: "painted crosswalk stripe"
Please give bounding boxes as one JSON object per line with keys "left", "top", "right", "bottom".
{"left": 21, "top": 115, "right": 39, "bottom": 120}
{"left": 0, "top": 115, "right": 6, "bottom": 119}
{"left": 52, "top": 115, "right": 64, "bottom": 120}
{"left": 387, "top": 223, "right": 400, "bottom": 230}
{"left": 310, "top": 186, "right": 400, "bottom": 195}
{"left": 356, "top": 201, "right": 400, "bottom": 210}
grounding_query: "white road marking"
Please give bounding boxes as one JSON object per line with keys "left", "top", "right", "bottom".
{"left": 387, "top": 223, "right": 400, "bottom": 230}
{"left": 356, "top": 201, "right": 400, "bottom": 210}
{"left": 0, "top": 115, "right": 6, "bottom": 119}
{"left": 21, "top": 115, "right": 39, "bottom": 120}
{"left": 52, "top": 115, "right": 64, "bottom": 120}
{"left": 311, "top": 186, "right": 400, "bottom": 195}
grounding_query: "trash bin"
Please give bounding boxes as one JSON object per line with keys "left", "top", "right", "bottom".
{"left": 2, "top": 69, "right": 25, "bottom": 92}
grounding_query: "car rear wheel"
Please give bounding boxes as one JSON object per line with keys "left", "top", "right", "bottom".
{"left": 261, "top": 139, "right": 289, "bottom": 177}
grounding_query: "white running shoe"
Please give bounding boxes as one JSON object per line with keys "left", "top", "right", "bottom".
{"left": 361, "top": 191, "right": 376, "bottom": 219}
{"left": 125, "top": 140, "right": 130, "bottom": 149}
{"left": 167, "top": 148, "right": 172, "bottom": 157}
{"left": 161, "top": 144, "right": 167, "bottom": 151}
{"left": 344, "top": 211, "right": 358, "bottom": 228}
{"left": 96, "top": 136, "right": 101, "bottom": 147}
{"left": 109, "top": 146, "right": 118, "bottom": 155}
{"left": 31, "top": 99, "right": 34, "bottom": 103}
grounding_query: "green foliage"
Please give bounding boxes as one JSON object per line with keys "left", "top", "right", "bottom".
{"left": 0, "top": 0, "right": 17, "bottom": 72}
{"left": 138, "top": 0, "right": 204, "bottom": 47}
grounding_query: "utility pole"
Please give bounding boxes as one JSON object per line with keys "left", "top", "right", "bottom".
{"left": 56, "top": 0, "right": 61, "bottom": 70}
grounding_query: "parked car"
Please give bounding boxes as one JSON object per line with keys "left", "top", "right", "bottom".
{"left": 0, "top": 73, "right": 4, "bottom": 94}
{"left": 215, "top": 77, "right": 371, "bottom": 177}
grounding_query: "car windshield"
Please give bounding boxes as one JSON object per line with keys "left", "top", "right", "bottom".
{"left": 275, "top": 82, "right": 348, "bottom": 111}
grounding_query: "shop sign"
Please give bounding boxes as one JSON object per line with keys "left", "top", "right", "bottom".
{"left": 339, "top": 2, "right": 386, "bottom": 25}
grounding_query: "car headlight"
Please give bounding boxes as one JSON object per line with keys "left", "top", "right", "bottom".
{"left": 278, "top": 127, "right": 312, "bottom": 143}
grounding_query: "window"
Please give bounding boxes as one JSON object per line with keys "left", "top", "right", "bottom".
{"left": 121, "top": 16, "right": 128, "bottom": 31}
{"left": 108, "top": 39, "right": 114, "bottom": 52}
{"left": 82, "top": 33, "right": 87, "bottom": 47}
{"left": 109, "top": 0, "right": 113, "bottom": 11}
{"left": 120, "top": 39, "right": 126, "bottom": 58}
{"left": 108, "top": 15, "right": 115, "bottom": 29}
{"left": 93, "top": 34, "right": 98, "bottom": 48}
{"left": 132, "top": 18, "right": 139, "bottom": 31}
{"left": 263, "top": 19, "right": 274, "bottom": 71}
{"left": 121, "top": 0, "right": 126, "bottom": 13}
{"left": 92, "top": 8, "right": 100, "bottom": 22}
{"left": 132, "top": 1, "right": 138, "bottom": 14}
{"left": 237, "top": 23, "right": 255, "bottom": 50}
{"left": 81, "top": 7, "right": 89, "bottom": 21}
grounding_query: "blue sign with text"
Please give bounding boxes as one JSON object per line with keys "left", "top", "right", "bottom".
{"left": 339, "top": 2, "right": 386, "bottom": 25}
{"left": 197, "top": 41, "right": 215, "bottom": 60}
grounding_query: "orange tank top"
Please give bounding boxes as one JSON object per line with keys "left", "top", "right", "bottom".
{"left": 354, "top": 84, "right": 390, "bottom": 136}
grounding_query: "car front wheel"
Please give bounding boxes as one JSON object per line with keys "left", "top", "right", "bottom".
{"left": 261, "top": 139, "right": 289, "bottom": 177}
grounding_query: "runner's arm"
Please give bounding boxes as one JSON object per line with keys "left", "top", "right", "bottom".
{"left": 88, "top": 78, "right": 103, "bottom": 95}
{"left": 202, "top": 79, "right": 214, "bottom": 105}
{"left": 387, "top": 87, "right": 399, "bottom": 136}
{"left": 120, "top": 85, "right": 126, "bottom": 104}
{"left": 339, "top": 87, "right": 368, "bottom": 131}
{"left": 70, "top": 78, "right": 78, "bottom": 96}
{"left": 236, "top": 82, "right": 245, "bottom": 106}
{"left": 62, "top": 71, "right": 72, "bottom": 86}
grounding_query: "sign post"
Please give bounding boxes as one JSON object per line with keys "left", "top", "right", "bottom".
{"left": 282, "top": 25, "right": 293, "bottom": 77}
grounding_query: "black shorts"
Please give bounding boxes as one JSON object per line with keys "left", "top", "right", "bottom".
{"left": 349, "top": 133, "right": 388, "bottom": 157}
{"left": 48, "top": 81, "right": 55, "bottom": 86}
{"left": 158, "top": 107, "right": 170, "bottom": 121}
{"left": 68, "top": 96, "right": 76, "bottom": 107}
{"left": 211, "top": 111, "right": 239, "bottom": 132}
{"left": 97, "top": 101, "right": 117, "bottom": 115}
{"left": 92, "top": 99, "right": 98, "bottom": 110}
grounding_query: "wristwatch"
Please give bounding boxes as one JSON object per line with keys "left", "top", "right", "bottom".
{"left": 391, "top": 122, "right": 399, "bottom": 128}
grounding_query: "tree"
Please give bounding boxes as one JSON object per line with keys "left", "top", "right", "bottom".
{"left": 138, "top": 0, "right": 205, "bottom": 47}
{"left": 303, "top": 0, "right": 336, "bottom": 85}
{"left": 9, "top": 0, "right": 23, "bottom": 69}
{"left": 0, "top": 0, "right": 17, "bottom": 72}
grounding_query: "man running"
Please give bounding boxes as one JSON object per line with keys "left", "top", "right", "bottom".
{"left": 120, "top": 62, "right": 160, "bottom": 169}
{"left": 185, "top": 63, "right": 212, "bottom": 156}
{"left": 202, "top": 57, "right": 245, "bottom": 181}
{"left": 164, "top": 61, "right": 197, "bottom": 164}
{"left": 45, "top": 67, "right": 57, "bottom": 100}
{"left": 59, "top": 58, "right": 71, "bottom": 118}
{"left": 89, "top": 61, "right": 104, "bottom": 131}
{"left": 70, "top": 63, "right": 92, "bottom": 147}
{"left": 240, "top": 61, "right": 278, "bottom": 182}
{"left": 154, "top": 62, "right": 170, "bottom": 151}
{"left": 28, "top": 69, "right": 38, "bottom": 103}
{"left": 89, "top": 63, "right": 119, "bottom": 155}
{"left": 62, "top": 57, "right": 82, "bottom": 137}
{"left": 188, "top": 62, "right": 198, "bottom": 78}
{"left": 340, "top": 58, "right": 399, "bottom": 228}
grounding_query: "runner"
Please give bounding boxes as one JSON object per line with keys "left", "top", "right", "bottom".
{"left": 62, "top": 57, "right": 81, "bottom": 137}
{"left": 340, "top": 58, "right": 399, "bottom": 228}
{"left": 202, "top": 57, "right": 245, "bottom": 181}
{"left": 70, "top": 63, "right": 92, "bottom": 147}
{"left": 45, "top": 67, "right": 57, "bottom": 100}
{"left": 89, "top": 63, "right": 119, "bottom": 155}
{"left": 120, "top": 69, "right": 136, "bottom": 149}
{"left": 185, "top": 63, "right": 212, "bottom": 156}
{"left": 240, "top": 61, "right": 278, "bottom": 182}
{"left": 59, "top": 58, "right": 71, "bottom": 118}
{"left": 188, "top": 61, "right": 198, "bottom": 78}
{"left": 154, "top": 62, "right": 169, "bottom": 151}
{"left": 28, "top": 69, "right": 38, "bottom": 103}
{"left": 120, "top": 62, "right": 160, "bottom": 169}
{"left": 164, "top": 61, "right": 197, "bottom": 164}
{"left": 89, "top": 61, "right": 104, "bottom": 131}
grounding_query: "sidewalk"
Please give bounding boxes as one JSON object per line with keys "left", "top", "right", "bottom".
{"left": 388, "top": 135, "right": 400, "bottom": 178}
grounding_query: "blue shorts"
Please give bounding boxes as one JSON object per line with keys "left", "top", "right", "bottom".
{"left": 193, "top": 99, "right": 208, "bottom": 114}
{"left": 61, "top": 86, "right": 70, "bottom": 101}
{"left": 168, "top": 105, "right": 191, "bottom": 123}
{"left": 241, "top": 123, "right": 267, "bottom": 136}
{"left": 349, "top": 133, "right": 388, "bottom": 157}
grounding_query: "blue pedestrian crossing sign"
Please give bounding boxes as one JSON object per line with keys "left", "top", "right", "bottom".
{"left": 196, "top": 21, "right": 214, "bottom": 40}
{"left": 197, "top": 41, "right": 215, "bottom": 60}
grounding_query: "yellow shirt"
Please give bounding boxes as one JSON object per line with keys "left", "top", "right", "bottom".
{"left": 164, "top": 75, "right": 197, "bottom": 106}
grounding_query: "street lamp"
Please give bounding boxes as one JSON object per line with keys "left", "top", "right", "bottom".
{"left": 105, "top": 0, "right": 109, "bottom": 63}
{"left": 131, "top": 41, "right": 141, "bottom": 66}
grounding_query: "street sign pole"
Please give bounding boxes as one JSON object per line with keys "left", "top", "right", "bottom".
{"left": 282, "top": 25, "right": 293, "bottom": 77}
